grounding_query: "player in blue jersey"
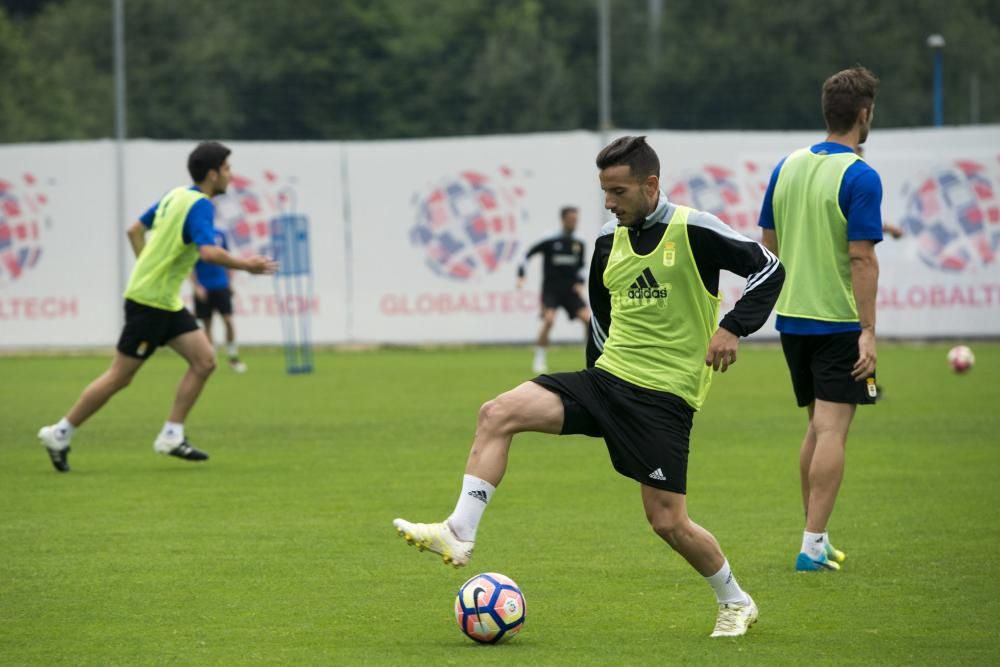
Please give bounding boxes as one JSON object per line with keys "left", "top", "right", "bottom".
{"left": 856, "top": 146, "right": 903, "bottom": 239}
{"left": 758, "top": 67, "right": 882, "bottom": 572}
{"left": 191, "top": 229, "right": 247, "bottom": 373}
{"left": 36, "top": 142, "right": 276, "bottom": 472}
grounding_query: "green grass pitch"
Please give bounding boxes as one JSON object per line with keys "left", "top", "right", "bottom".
{"left": 1, "top": 343, "right": 998, "bottom": 665}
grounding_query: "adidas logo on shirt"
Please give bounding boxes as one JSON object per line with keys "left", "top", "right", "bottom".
{"left": 648, "top": 468, "right": 667, "bottom": 481}
{"left": 627, "top": 268, "right": 670, "bottom": 300}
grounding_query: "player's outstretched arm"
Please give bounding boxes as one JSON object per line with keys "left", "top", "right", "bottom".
{"left": 198, "top": 245, "right": 278, "bottom": 275}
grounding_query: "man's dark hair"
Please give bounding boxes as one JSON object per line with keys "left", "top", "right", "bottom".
{"left": 188, "top": 141, "right": 231, "bottom": 183}
{"left": 560, "top": 206, "right": 578, "bottom": 220}
{"left": 595, "top": 135, "right": 660, "bottom": 179}
{"left": 822, "top": 67, "right": 879, "bottom": 134}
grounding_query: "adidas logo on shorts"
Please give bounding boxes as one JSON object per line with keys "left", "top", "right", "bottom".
{"left": 648, "top": 468, "right": 667, "bottom": 481}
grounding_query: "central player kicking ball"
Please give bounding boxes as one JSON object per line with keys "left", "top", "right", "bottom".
{"left": 394, "top": 136, "right": 784, "bottom": 638}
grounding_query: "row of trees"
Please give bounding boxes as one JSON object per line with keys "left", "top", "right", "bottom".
{"left": 1, "top": 0, "right": 998, "bottom": 142}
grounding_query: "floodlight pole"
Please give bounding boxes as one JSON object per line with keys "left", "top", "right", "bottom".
{"left": 927, "top": 34, "right": 945, "bottom": 127}
{"left": 598, "top": 0, "right": 612, "bottom": 135}
{"left": 970, "top": 73, "right": 980, "bottom": 125}
{"left": 648, "top": 0, "right": 662, "bottom": 72}
{"left": 113, "top": 0, "right": 128, "bottom": 318}
{"left": 596, "top": 0, "right": 613, "bottom": 232}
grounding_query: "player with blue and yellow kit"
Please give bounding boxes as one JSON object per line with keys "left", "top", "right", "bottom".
{"left": 191, "top": 229, "right": 248, "bottom": 373}
{"left": 758, "top": 67, "right": 883, "bottom": 573}
{"left": 37, "top": 142, "right": 276, "bottom": 472}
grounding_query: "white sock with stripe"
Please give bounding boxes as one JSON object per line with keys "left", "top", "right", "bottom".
{"left": 159, "top": 421, "right": 184, "bottom": 442}
{"left": 447, "top": 474, "right": 496, "bottom": 541}
{"left": 705, "top": 559, "right": 748, "bottom": 605}
{"left": 802, "top": 530, "right": 826, "bottom": 559}
{"left": 54, "top": 417, "right": 77, "bottom": 441}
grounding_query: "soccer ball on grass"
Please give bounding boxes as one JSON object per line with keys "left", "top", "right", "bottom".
{"left": 454, "top": 572, "right": 525, "bottom": 644}
{"left": 947, "top": 345, "right": 975, "bottom": 373}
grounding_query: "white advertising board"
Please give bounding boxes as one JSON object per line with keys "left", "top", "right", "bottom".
{"left": 2, "top": 127, "right": 997, "bottom": 349}
{"left": 0, "top": 141, "right": 119, "bottom": 347}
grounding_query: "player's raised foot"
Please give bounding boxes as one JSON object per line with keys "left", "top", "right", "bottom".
{"left": 796, "top": 551, "right": 841, "bottom": 572}
{"left": 229, "top": 358, "right": 247, "bottom": 373}
{"left": 824, "top": 541, "right": 847, "bottom": 564}
{"left": 153, "top": 436, "right": 209, "bottom": 461}
{"left": 392, "top": 518, "right": 474, "bottom": 568}
{"left": 37, "top": 425, "right": 71, "bottom": 473}
{"left": 710, "top": 594, "right": 758, "bottom": 638}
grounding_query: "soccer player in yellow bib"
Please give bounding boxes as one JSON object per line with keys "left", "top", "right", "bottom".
{"left": 757, "top": 67, "right": 883, "bottom": 572}
{"left": 37, "top": 142, "right": 277, "bottom": 471}
{"left": 395, "top": 136, "right": 784, "bottom": 638}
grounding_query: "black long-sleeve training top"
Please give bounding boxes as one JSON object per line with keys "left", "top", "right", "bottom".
{"left": 586, "top": 197, "right": 784, "bottom": 367}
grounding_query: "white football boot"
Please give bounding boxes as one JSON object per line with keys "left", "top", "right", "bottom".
{"left": 392, "top": 518, "right": 474, "bottom": 568}
{"left": 37, "top": 425, "right": 71, "bottom": 472}
{"left": 710, "top": 594, "right": 759, "bottom": 638}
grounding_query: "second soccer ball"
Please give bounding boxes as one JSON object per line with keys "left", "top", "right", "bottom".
{"left": 947, "top": 345, "right": 975, "bottom": 373}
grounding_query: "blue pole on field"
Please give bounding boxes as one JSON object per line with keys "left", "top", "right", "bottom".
{"left": 927, "top": 34, "right": 945, "bottom": 127}
{"left": 271, "top": 213, "right": 314, "bottom": 374}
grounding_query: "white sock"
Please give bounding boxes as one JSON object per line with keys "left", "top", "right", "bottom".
{"left": 227, "top": 343, "right": 238, "bottom": 358}
{"left": 802, "top": 530, "right": 826, "bottom": 559}
{"left": 160, "top": 421, "right": 184, "bottom": 441}
{"left": 446, "top": 474, "right": 496, "bottom": 541}
{"left": 54, "top": 417, "right": 76, "bottom": 441}
{"left": 705, "top": 560, "right": 748, "bottom": 605}
{"left": 534, "top": 346, "right": 545, "bottom": 358}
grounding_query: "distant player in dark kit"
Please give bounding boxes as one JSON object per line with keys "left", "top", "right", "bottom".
{"left": 395, "top": 136, "right": 784, "bottom": 638}
{"left": 516, "top": 206, "right": 591, "bottom": 373}
{"left": 191, "top": 229, "right": 248, "bottom": 373}
{"left": 36, "top": 142, "right": 277, "bottom": 472}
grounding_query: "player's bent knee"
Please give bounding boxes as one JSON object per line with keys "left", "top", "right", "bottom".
{"left": 480, "top": 388, "right": 533, "bottom": 434}
{"left": 653, "top": 523, "right": 687, "bottom": 550}
{"left": 192, "top": 356, "right": 217, "bottom": 377}
{"left": 111, "top": 372, "right": 135, "bottom": 391}
{"left": 477, "top": 397, "right": 511, "bottom": 435}
{"left": 647, "top": 511, "right": 689, "bottom": 548}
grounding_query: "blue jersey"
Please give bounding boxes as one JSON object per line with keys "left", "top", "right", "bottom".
{"left": 194, "top": 230, "right": 230, "bottom": 290}
{"left": 758, "top": 142, "right": 883, "bottom": 334}
{"left": 139, "top": 185, "right": 217, "bottom": 247}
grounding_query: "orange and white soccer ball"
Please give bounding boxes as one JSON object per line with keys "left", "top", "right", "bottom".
{"left": 454, "top": 572, "right": 525, "bottom": 644}
{"left": 947, "top": 345, "right": 975, "bottom": 373}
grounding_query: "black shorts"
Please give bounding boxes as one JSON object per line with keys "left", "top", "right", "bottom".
{"left": 780, "top": 331, "right": 878, "bottom": 407}
{"left": 117, "top": 299, "right": 200, "bottom": 360}
{"left": 194, "top": 288, "right": 234, "bottom": 319}
{"left": 541, "top": 286, "right": 586, "bottom": 320}
{"left": 533, "top": 367, "right": 694, "bottom": 494}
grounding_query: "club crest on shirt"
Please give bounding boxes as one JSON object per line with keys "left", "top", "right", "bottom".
{"left": 663, "top": 242, "right": 676, "bottom": 267}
